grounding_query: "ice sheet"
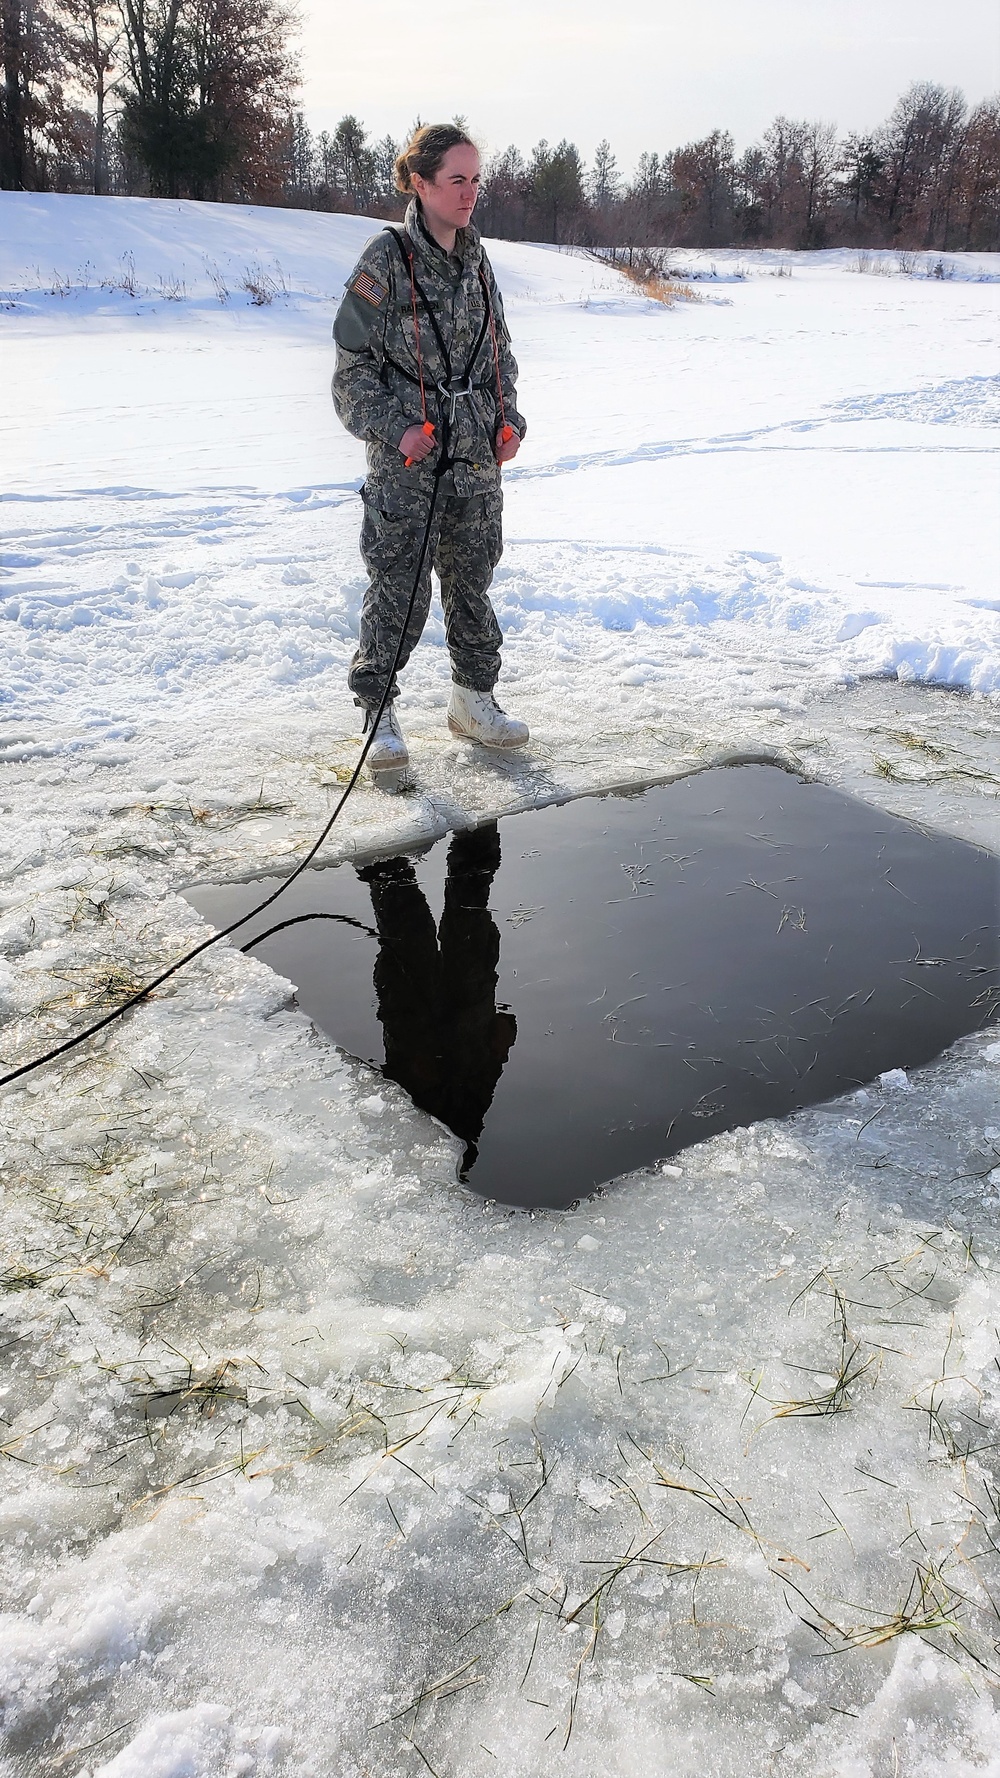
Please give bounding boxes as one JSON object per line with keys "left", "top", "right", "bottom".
{"left": 0, "top": 195, "right": 999, "bottom": 1777}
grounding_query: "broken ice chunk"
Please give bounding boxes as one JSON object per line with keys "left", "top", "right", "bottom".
{"left": 879, "top": 1068, "right": 912, "bottom": 1091}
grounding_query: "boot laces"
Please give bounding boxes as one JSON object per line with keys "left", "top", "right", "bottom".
{"left": 372, "top": 704, "right": 400, "bottom": 738}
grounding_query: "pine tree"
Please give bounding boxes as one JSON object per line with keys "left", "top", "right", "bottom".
{"left": 589, "top": 137, "right": 619, "bottom": 206}
{"left": 529, "top": 137, "right": 584, "bottom": 243}
{"left": 837, "top": 133, "right": 884, "bottom": 233}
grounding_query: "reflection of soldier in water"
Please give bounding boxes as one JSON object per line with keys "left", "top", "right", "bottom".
{"left": 356, "top": 822, "right": 516, "bottom": 1176}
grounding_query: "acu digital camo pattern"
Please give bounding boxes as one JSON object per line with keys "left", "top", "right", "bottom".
{"left": 349, "top": 486, "right": 503, "bottom": 707}
{"left": 332, "top": 199, "right": 526, "bottom": 708}
{"left": 331, "top": 198, "right": 526, "bottom": 503}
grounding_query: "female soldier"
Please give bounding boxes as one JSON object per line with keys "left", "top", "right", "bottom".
{"left": 332, "top": 123, "right": 528, "bottom": 775}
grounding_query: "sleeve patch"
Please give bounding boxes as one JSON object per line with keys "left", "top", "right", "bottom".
{"left": 350, "top": 269, "right": 388, "bottom": 308}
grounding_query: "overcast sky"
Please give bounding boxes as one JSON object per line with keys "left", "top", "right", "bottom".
{"left": 299, "top": 0, "right": 1000, "bottom": 169}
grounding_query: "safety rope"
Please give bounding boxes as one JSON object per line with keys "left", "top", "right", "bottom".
{"left": 404, "top": 247, "right": 435, "bottom": 466}
{"left": 386, "top": 226, "right": 510, "bottom": 455}
{"left": 0, "top": 423, "right": 451, "bottom": 1092}
{"left": 408, "top": 250, "right": 428, "bottom": 423}
{"left": 0, "top": 219, "right": 509, "bottom": 1093}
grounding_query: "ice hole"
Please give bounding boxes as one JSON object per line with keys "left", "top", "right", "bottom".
{"left": 186, "top": 765, "right": 1000, "bottom": 1209}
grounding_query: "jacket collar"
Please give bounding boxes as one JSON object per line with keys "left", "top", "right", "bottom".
{"left": 404, "top": 198, "right": 482, "bottom": 276}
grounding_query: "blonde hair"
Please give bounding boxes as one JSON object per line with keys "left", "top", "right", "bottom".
{"left": 395, "top": 123, "right": 477, "bottom": 195}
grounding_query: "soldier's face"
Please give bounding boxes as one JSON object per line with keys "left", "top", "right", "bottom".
{"left": 414, "top": 145, "right": 481, "bottom": 234}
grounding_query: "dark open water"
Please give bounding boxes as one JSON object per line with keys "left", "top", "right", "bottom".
{"left": 186, "top": 766, "right": 1000, "bottom": 1208}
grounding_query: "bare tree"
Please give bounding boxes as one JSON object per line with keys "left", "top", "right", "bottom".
{"left": 116, "top": 0, "right": 296, "bottom": 199}
{"left": 757, "top": 115, "right": 811, "bottom": 241}
{"left": 622, "top": 151, "right": 672, "bottom": 247}
{"left": 800, "top": 120, "right": 838, "bottom": 243}
{"left": 671, "top": 129, "right": 735, "bottom": 245}
{"left": 1, "top": 0, "right": 36, "bottom": 185}
{"left": 879, "top": 80, "right": 967, "bottom": 243}
{"left": 956, "top": 95, "right": 1000, "bottom": 248}
{"left": 116, "top": 0, "right": 187, "bottom": 195}
{"left": 1, "top": 0, "right": 81, "bottom": 186}
{"left": 179, "top": 0, "right": 292, "bottom": 199}
{"left": 478, "top": 142, "right": 529, "bottom": 238}
{"left": 61, "top": 0, "right": 120, "bottom": 190}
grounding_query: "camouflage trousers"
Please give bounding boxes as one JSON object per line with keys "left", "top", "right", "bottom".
{"left": 348, "top": 483, "right": 503, "bottom": 710}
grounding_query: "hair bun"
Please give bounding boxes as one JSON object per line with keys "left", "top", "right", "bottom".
{"left": 394, "top": 123, "right": 477, "bottom": 196}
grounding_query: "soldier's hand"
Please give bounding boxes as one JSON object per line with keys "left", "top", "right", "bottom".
{"left": 399, "top": 424, "right": 436, "bottom": 463}
{"left": 496, "top": 428, "right": 520, "bottom": 464}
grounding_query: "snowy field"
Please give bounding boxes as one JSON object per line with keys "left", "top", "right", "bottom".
{"left": 1, "top": 193, "right": 1000, "bottom": 1777}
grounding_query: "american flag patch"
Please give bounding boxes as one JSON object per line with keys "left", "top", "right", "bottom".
{"left": 350, "top": 269, "right": 387, "bottom": 307}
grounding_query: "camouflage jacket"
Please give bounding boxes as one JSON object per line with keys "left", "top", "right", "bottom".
{"left": 332, "top": 200, "right": 526, "bottom": 502}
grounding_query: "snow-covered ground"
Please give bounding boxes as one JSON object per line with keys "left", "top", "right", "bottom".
{"left": 1, "top": 193, "right": 999, "bottom": 1777}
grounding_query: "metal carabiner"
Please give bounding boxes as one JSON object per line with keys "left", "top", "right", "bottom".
{"left": 437, "top": 378, "right": 473, "bottom": 424}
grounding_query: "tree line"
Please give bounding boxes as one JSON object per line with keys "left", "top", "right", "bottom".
{"left": 2, "top": 6, "right": 998, "bottom": 251}
{"left": 475, "top": 88, "right": 999, "bottom": 252}
{"left": 0, "top": 0, "right": 297, "bottom": 199}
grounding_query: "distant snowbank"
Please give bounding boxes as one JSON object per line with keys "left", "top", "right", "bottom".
{"left": 0, "top": 192, "right": 626, "bottom": 309}
{"left": 620, "top": 244, "right": 1000, "bottom": 282}
{"left": 2, "top": 194, "right": 995, "bottom": 312}
{"left": 0, "top": 193, "right": 377, "bottom": 302}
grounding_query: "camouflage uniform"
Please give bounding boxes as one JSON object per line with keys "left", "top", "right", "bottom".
{"left": 332, "top": 199, "right": 526, "bottom": 710}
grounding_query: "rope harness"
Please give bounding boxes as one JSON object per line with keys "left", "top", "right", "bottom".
{"left": 0, "top": 221, "right": 514, "bottom": 1093}
{"left": 382, "top": 226, "right": 514, "bottom": 463}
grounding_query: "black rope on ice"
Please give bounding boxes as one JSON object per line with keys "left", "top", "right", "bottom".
{"left": 0, "top": 439, "right": 450, "bottom": 1091}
